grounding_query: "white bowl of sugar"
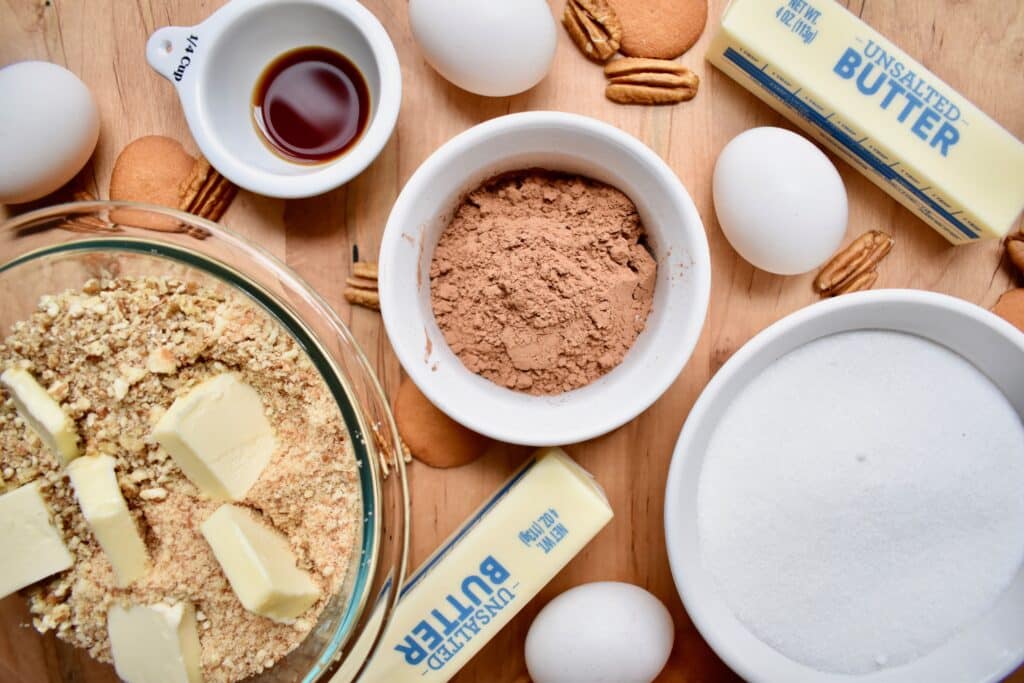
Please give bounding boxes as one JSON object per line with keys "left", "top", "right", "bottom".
{"left": 665, "top": 289, "right": 1024, "bottom": 683}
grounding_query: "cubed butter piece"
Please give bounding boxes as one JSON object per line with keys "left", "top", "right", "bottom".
{"left": 200, "top": 504, "right": 320, "bottom": 622}
{"left": 1, "top": 368, "right": 80, "bottom": 465}
{"left": 153, "top": 373, "right": 275, "bottom": 501}
{"left": 67, "top": 455, "right": 149, "bottom": 587}
{"left": 108, "top": 602, "right": 202, "bottom": 683}
{"left": 0, "top": 481, "right": 73, "bottom": 599}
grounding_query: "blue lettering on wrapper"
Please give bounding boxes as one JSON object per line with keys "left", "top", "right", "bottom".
{"left": 832, "top": 47, "right": 960, "bottom": 157}
{"left": 394, "top": 635, "right": 427, "bottom": 665}
{"left": 912, "top": 108, "right": 940, "bottom": 141}
{"left": 931, "top": 122, "right": 959, "bottom": 156}
{"left": 460, "top": 615, "right": 482, "bottom": 637}
{"left": 426, "top": 587, "right": 517, "bottom": 671}
{"left": 413, "top": 620, "right": 443, "bottom": 650}
{"left": 880, "top": 80, "right": 906, "bottom": 110}
{"left": 461, "top": 574, "right": 494, "bottom": 604}
{"left": 776, "top": 0, "right": 819, "bottom": 43}
{"left": 896, "top": 93, "right": 924, "bottom": 124}
{"left": 431, "top": 608, "right": 459, "bottom": 636}
{"left": 480, "top": 556, "right": 509, "bottom": 584}
{"left": 445, "top": 594, "right": 474, "bottom": 622}
{"left": 394, "top": 555, "right": 518, "bottom": 671}
{"left": 856, "top": 64, "right": 886, "bottom": 95}
{"left": 833, "top": 47, "right": 860, "bottom": 78}
{"left": 518, "top": 508, "right": 570, "bottom": 554}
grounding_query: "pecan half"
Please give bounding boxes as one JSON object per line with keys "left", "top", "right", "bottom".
{"left": 814, "top": 230, "right": 894, "bottom": 296}
{"left": 831, "top": 269, "right": 878, "bottom": 295}
{"left": 1006, "top": 231, "right": 1024, "bottom": 276}
{"left": 563, "top": 0, "right": 622, "bottom": 62}
{"left": 178, "top": 157, "right": 237, "bottom": 224}
{"left": 604, "top": 58, "right": 699, "bottom": 105}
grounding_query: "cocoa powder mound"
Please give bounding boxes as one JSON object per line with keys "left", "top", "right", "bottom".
{"left": 430, "top": 170, "right": 657, "bottom": 395}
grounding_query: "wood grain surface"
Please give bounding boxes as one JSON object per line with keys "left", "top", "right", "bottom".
{"left": 1, "top": 0, "right": 1023, "bottom": 681}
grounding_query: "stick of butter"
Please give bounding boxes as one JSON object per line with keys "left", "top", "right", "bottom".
{"left": 354, "top": 447, "right": 613, "bottom": 683}
{"left": 108, "top": 602, "right": 202, "bottom": 683}
{"left": 67, "top": 454, "right": 149, "bottom": 587}
{"left": 200, "top": 504, "right": 320, "bottom": 622}
{"left": 707, "top": 0, "right": 1024, "bottom": 244}
{"left": 0, "top": 481, "right": 73, "bottom": 599}
{"left": 1, "top": 368, "right": 80, "bottom": 466}
{"left": 153, "top": 373, "right": 275, "bottom": 501}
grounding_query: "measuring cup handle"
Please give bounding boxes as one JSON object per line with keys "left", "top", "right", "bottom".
{"left": 145, "top": 26, "right": 201, "bottom": 85}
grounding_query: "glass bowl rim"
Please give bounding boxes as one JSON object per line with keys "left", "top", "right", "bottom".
{"left": 0, "top": 199, "right": 411, "bottom": 681}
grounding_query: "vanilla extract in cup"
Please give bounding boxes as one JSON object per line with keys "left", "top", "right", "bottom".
{"left": 252, "top": 46, "right": 370, "bottom": 163}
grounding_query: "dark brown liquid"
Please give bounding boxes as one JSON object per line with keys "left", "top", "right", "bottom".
{"left": 252, "top": 46, "right": 370, "bottom": 163}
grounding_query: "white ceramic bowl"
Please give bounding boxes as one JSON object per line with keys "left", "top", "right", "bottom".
{"left": 665, "top": 289, "right": 1024, "bottom": 683}
{"left": 378, "top": 111, "right": 711, "bottom": 446}
{"left": 146, "top": 0, "right": 401, "bottom": 198}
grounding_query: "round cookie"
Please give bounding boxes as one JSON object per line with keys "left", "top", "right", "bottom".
{"left": 393, "top": 376, "right": 492, "bottom": 468}
{"left": 109, "top": 135, "right": 195, "bottom": 231}
{"left": 993, "top": 289, "right": 1024, "bottom": 333}
{"left": 607, "top": 0, "right": 708, "bottom": 60}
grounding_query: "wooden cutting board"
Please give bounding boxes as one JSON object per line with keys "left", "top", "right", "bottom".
{"left": 1, "top": 0, "right": 1022, "bottom": 681}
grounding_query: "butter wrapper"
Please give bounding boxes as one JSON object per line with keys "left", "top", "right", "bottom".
{"left": 356, "top": 447, "right": 613, "bottom": 682}
{"left": 707, "top": 0, "right": 1024, "bottom": 244}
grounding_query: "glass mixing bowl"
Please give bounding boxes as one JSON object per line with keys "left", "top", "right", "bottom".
{"left": 0, "top": 201, "right": 409, "bottom": 682}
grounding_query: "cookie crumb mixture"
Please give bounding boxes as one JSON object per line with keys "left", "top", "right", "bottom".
{"left": 0, "top": 276, "right": 360, "bottom": 683}
{"left": 430, "top": 170, "right": 657, "bottom": 395}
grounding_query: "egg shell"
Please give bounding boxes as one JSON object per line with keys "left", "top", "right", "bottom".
{"left": 526, "top": 581, "right": 674, "bottom": 683}
{"left": 0, "top": 61, "right": 100, "bottom": 204}
{"left": 713, "top": 127, "right": 848, "bottom": 275}
{"left": 408, "top": 0, "right": 556, "bottom": 97}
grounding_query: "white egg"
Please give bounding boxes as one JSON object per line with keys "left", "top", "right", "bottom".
{"left": 525, "top": 582, "right": 674, "bottom": 683}
{"left": 409, "top": 0, "right": 556, "bottom": 97}
{"left": 0, "top": 61, "right": 99, "bottom": 205}
{"left": 713, "top": 127, "right": 848, "bottom": 275}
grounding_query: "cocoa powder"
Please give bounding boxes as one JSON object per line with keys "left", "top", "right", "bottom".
{"left": 430, "top": 170, "right": 657, "bottom": 395}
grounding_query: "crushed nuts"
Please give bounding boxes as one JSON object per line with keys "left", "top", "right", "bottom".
{"left": 814, "top": 230, "right": 894, "bottom": 297}
{"left": 146, "top": 347, "right": 178, "bottom": 374}
{"left": 0, "top": 277, "right": 361, "bottom": 682}
{"left": 563, "top": 0, "right": 622, "bottom": 62}
{"left": 110, "top": 377, "right": 130, "bottom": 402}
{"left": 604, "top": 58, "right": 699, "bottom": 104}
{"left": 138, "top": 487, "right": 168, "bottom": 501}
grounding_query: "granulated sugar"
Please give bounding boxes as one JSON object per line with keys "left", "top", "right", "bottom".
{"left": 697, "top": 330, "right": 1024, "bottom": 674}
